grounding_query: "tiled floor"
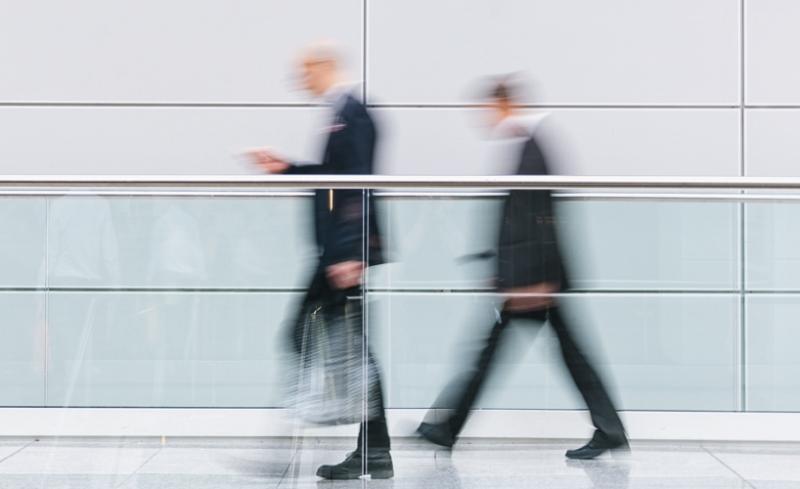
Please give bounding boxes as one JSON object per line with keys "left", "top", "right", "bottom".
{"left": 0, "top": 437, "right": 798, "bottom": 488}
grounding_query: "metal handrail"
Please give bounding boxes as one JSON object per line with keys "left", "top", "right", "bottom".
{"left": 2, "top": 174, "right": 800, "bottom": 190}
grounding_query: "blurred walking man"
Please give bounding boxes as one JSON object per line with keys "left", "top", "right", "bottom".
{"left": 417, "top": 79, "right": 629, "bottom": 460}
{"left": 249, "top": 42, "right": 391, "bottom": 480}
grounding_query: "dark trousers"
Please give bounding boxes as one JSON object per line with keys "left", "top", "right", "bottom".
{"left": 443, "top": 305, "right": 625, "bottom": 440}
{"left": 290, "top": 269, "right": 391, "bottom": 452}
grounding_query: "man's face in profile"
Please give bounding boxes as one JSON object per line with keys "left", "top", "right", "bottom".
{"left": 299, "top": 57, "right": 331, "bottom": 97}
{"left": 483, "top": 99, "right": 510, "bottom": 130}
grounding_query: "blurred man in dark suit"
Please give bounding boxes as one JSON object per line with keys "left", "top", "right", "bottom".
{"left": 249, "top": 42, "right": 391, "bottom": 480}
{"left": 417, "top": 79, "right": 628, "bottom": 460}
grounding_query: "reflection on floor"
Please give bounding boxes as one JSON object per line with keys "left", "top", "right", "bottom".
{"left": 0, "top": 437, "right": 797, "bottom": 488}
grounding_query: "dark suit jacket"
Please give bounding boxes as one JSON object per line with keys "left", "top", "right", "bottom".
{"left": 286, "top": 94, "right": 384, "bottom": 267}
{"left": 496, "top": 134, "right": 566, "bottom": 289}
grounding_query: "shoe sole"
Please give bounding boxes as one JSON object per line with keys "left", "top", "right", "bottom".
{"left": 366, "top": 469, "right": 394, "bottom": 479}
{"left": 565, "top": 445, "right": 631, "bottom": 460}
{"left": 416, "top": 428, "right": 455, "bottom": 449}
{"left": 316, "top": 466, "right": 394, "bottom": 480}
{"left": 565, "top": 449, "right": 605, "bottom": 460}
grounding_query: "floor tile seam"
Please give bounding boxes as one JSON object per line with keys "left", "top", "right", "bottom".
{"left": 702, "top": 445, "right": 758, "bottom": 489}
{"left": 0, "top": 439, "right": 37, "bottom": 466}
{"left": 113, "top": 444, "right": 163, "bottom": 489}
{"left": 275, "top": 436, "right": 307, "bottom": 489}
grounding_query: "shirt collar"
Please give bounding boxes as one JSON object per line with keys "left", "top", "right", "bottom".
{"left": 322, "top": 83, "right": 354, "bottom": 111}
{"left": 491, "top": 113, "right": 550, "bottom": 140}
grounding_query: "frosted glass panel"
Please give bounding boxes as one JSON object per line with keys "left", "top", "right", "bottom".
{"left": 746, "top": 295, "right": 800, "bottom": 411}
{"left": 47, "top": 196, "right": 316, "bottom": 288}
{"left": 0, "top": 191, "right": 792, "bottom": 414}
{"left": 746, "top": 202, "right": 800, "bottom": 290}
{"left": 372, "top": 293, "right": 739, "bottom": 411}
{"left": 0, "top": 293, "right": 45, "bottom": 406}
{"left": 46, "top": 292, "right": 299, "bottom": 407}
{"left": 373, "top": 197, "right": 740, "bottom": 291}
{"left": 371, "top": 197, "right": 500, "bottom": 289}
{"left": 561, "top": 200, "right": 740, "bottom": 291}
{"left": 0, "top": 198, "right": 46, "bottom": 287}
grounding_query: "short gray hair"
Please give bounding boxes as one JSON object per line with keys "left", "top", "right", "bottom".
{"left": 303, "top": 40, "right": 344, "bottom": 67}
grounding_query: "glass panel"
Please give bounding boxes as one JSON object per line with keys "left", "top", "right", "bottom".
{"left": 0, "top": 197, "right": 46, "bottom": 406}
{"left": 371, "top": 291, "right": 739, "bottom": 412}
{"left": 47, "top": 196, "right": 316, "bottom": 289}
{"left": 0, "top": 292, "right": 45, "bottom": 406}
{"left": 745, "top": 201, "right": 800, "bottom": 412}
{"left": 371, "top": 197, "right": 741, "bottom": 291}
{"left": 746, "top": 294, "right": 800, "bottom": 411}
{"left": 46, "top": 291, "right": 296, "bottom": 407}
{"left": 560, "top": 200, "right": 740, "bottom": 291}
{"left": 0, "top": 197, "right": 46, "bottom": 287}
{"left": 0, "top": 192, "right": 762, "bottom": 413}
{"left": 746, "top": 202, "right": 800, "bottom": 291}
{"left": 371, "top": 196, "right": 500, "bottom": 289}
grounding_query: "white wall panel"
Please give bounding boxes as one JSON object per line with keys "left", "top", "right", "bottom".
{"left": 0, "top": 107, "right": 329, "bottom": 174}
{"left": 368, "top": 0, "right": 739, "bottom": 105}
{"left": 0, "top": 0, "right": 362, "bottom": 103}
{"left": 376, "top": 108, "right": 740, "bottom": 176}
{"left": 746, "top": 0, "right": 800, "bottom": 104}
{"left": 0, "top": 107, "right": 739, "bottom": 176}
{"left": 745, "top": 109, "right": 800, "bottom": 176}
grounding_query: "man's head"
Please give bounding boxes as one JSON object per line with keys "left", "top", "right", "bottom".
{"left": 298, "top": 41, "right": 343, "bottom": 97}
{"left": 483, "top": 78, "right": 519, "bottom": 128}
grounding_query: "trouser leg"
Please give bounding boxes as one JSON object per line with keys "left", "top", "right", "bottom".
{"left": 548, "top": 307, "right": 625, "bottom": 439}
{"left": 443, "top": 312, "right": 511, "bottom": 437}
{"left": 357, "top": 353, "right": 390, "bottom": 451}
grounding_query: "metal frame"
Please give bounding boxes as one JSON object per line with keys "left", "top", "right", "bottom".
{"left": 1, "top": 174, "right": 800, "bottom": 190}
{"left": 6, "top": 190, "right": 800, "bottom": 202}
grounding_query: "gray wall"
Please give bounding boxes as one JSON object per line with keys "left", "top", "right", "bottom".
{"left": 1, "top": 0, "right": 795, "bottom": 177}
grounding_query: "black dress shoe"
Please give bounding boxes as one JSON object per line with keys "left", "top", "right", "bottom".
{"left": 565, "top": 430, "right": 629, "bottom": 460}
{"left": 316, "top": 450, "right": 394, "bottom": 480}
{"left": 417, "top": 422, "right": 455, "bottom": 448}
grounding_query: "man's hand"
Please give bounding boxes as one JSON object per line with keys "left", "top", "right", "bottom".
{"left": 503, "top": 282, "right": 559, "bottom": 312}
{"left": 246, "top": 147, "right": 290, "bottom": 174}
{"left": 326, "top": 261, "right": 364, "bottom": 290}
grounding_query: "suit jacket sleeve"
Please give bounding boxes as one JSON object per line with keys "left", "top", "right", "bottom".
{"left": 284, "top": 161, "right": 326, "bottom": 175}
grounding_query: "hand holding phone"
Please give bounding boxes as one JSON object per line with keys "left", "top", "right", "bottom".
{"left": 245, "top": 147, "right": 290, "bottom": 174}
